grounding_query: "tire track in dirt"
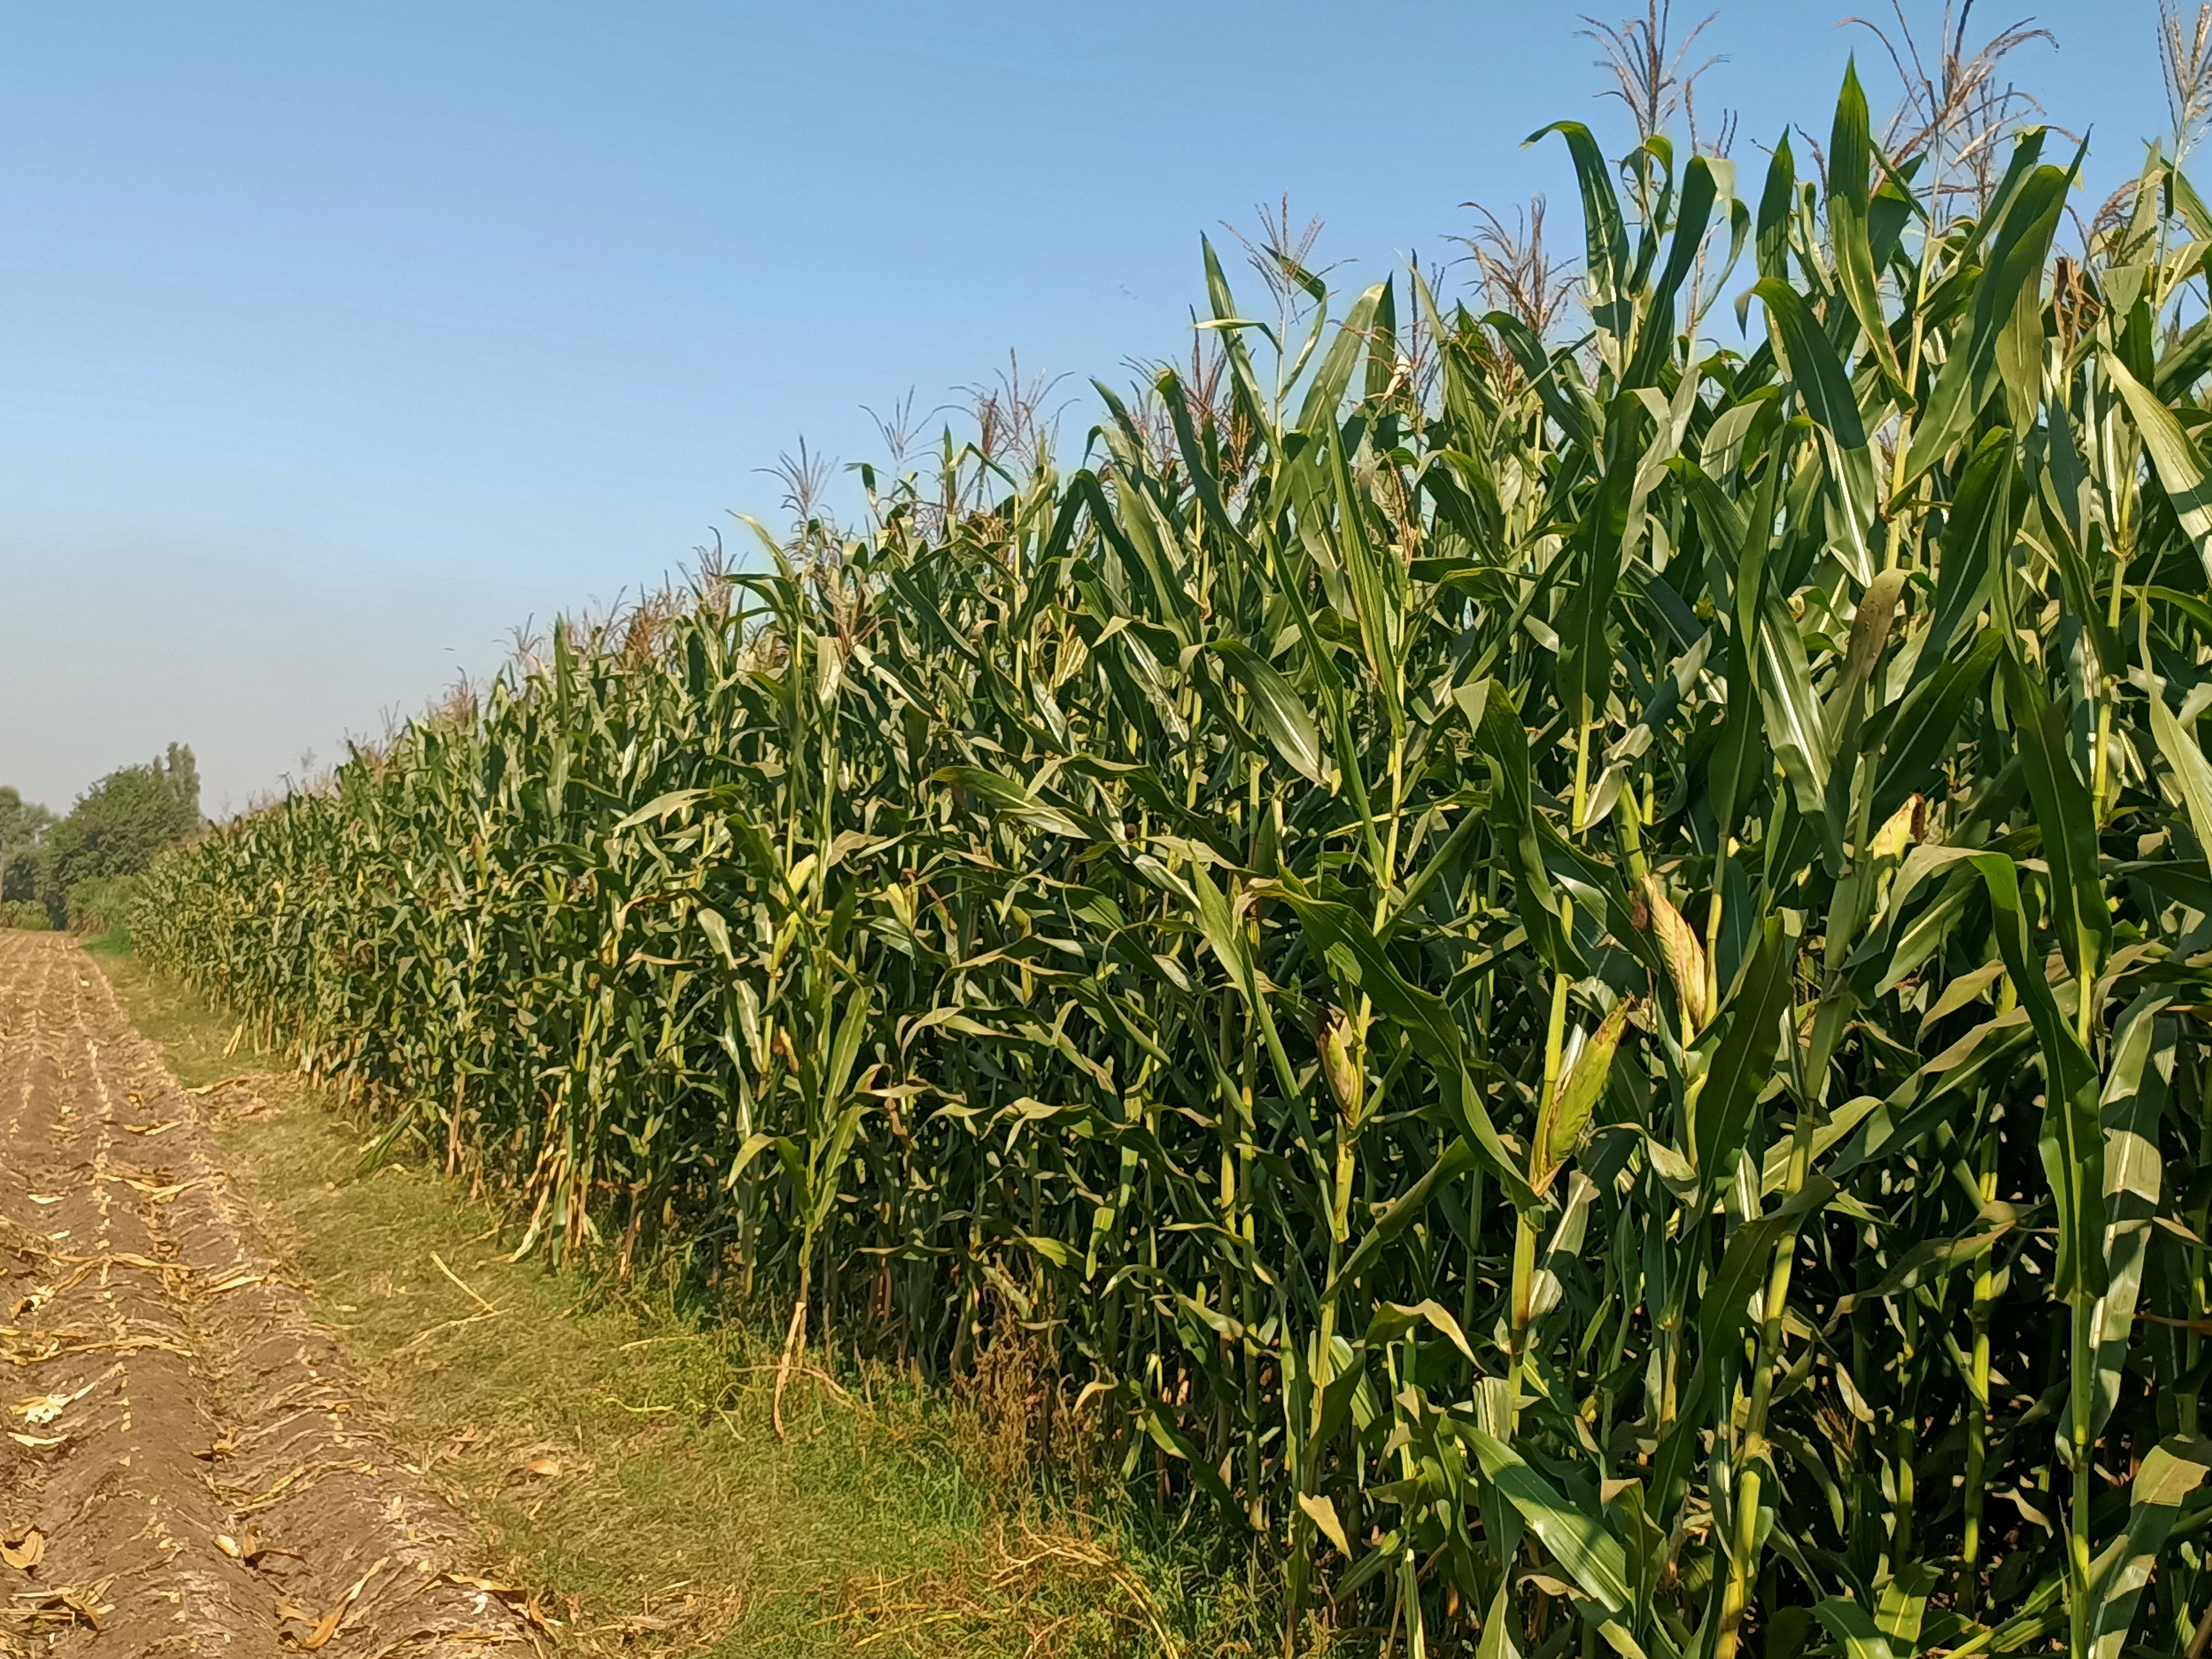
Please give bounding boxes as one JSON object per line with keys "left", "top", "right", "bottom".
{"left": 0, "top": 933, "right": 533, "bottom": 1658}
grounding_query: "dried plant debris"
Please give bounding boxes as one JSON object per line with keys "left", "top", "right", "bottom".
{"left": 0, "top": 937, "right": 526, "bottom": 1656}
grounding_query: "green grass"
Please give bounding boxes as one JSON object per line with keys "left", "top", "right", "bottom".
{"left": 94, "top": 946, "right": 1254, "bottom": 1658}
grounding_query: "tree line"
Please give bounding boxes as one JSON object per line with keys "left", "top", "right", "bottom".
{"left": 1, "top": 744, "right": 203, "bottom": 931}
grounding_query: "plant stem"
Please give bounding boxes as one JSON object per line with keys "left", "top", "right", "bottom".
{"left": 1512, "top": 898, "right": 1574, "bottom": 1433}
{"left": 1710, "top": 1102, "right": 1814, "bottom": 1659}
{"left": 1961, "top": 1130, "right": 1999, "bottom": 1616}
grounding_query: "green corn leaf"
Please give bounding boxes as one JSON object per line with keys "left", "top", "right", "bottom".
{"left": 2001, "top": 653, "right": 2109, "bottom": 979}
{"left": 1296, "top": 282, "right": 1385, "bottom": 435}
{"left": 1913, "top": 431, "right": 2019, "bottom": 681}
{"left": 1463, "top": 690, "right": 1574, "bottom": 973}
{"left": 1362, "top": 1298, "right": 1479, "bottom": 1365}
{"left": 1692, "top": 912, "right": 1798, "bottom": 1190}
{"left": 1529, "top": 121, "right": 1631, "bottom": 344}
{"left": 823, "top": 989, "right": 870, "bottom": 1106}
{"left": 1754, "top": 583, "right": 1834, "bottom": 846}
{"left": 2107, "top": 349, "right": 2212, "bottom": 583}
{"left": 1187, "top": 861, "right": 1254, "bottom": 999}
{"left": 696, "top": 906, "right": 735, "bottom": 970}
{"left": 1901, "top": 160, "right": 2069, "bottom": 485}
{"left": 1751, "top": 278, "right": 1866, "bottom": 450}
{"left": 1557, "top": 395, "right": 1646, "bottom": 726}
{"left": 2085, "top": 1438, "right": 2212, "bottom": 1659}
{"left": 1479, "top": 1580, "right": 1523, "bottom": 1659}
{"left": 1462, "top": 1428, "right": 1647, "bottom": 1659}
{"left": 1648, "top": 1170, "right": 1837, "bottom": 1515}
{"left": 1208, "top": 640, "right": 1326, "bottom": 783}
{"left": 1626, "top": 155, "right": 1720, "bottom": 388}
{"left": 1327, "top": 425, "right": 1408, "bottom": 734}
{"left": 1867, "top": 628, "right": 2008, "bottom": 823}
{"left": 930, "top": 765, "right": 1094, "bottom": 841}
{"left": 2152, "top": 680, "right": 2212, "bottom": 853}
{"left": 1753, "top": 129, "right": 1797, "bottom": 282}
{"left": 1827, "top": 61, "right": 1904, "bottom": 390}
{"left": 2074, "top": 994, "right": 2173, "bottom": 1445}
{"left": 1813, "top": 1598, "right": 1897, "bottom": 1659}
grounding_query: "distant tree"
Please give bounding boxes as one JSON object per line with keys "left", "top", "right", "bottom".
{"left": 0, "top": 786, "right": 56, "bottom": 904}
{"left": 35, "top": 745, "right": 203, "bottom": 924}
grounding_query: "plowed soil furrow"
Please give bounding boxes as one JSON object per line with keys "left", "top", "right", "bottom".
{"left": 0, "top": 933, "right": 528, "bottom": 1658}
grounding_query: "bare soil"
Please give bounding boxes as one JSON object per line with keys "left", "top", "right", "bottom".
{"left": 0, "top": 933, "right": 529, "bottom": 1658}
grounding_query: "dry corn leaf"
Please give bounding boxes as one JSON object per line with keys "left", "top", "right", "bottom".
{"left": 102, "top": 1251, "right": 178, "bottom": 1274}
{"left": 9, "top": 1579, "right": 112, "bottom": 1631}
{"left": 0, "top": 1528, "right": 43, "bottom": 1572}
{"left": 118, "top": 1178, "right": 195, "bottom": 1201}
{"left": 433, "top": 1577, "right": 560, "bottom": 1634}
{"left": 12, "top": 1374, "right": 102, "bottom": 1429}
{"left": 428, "top": 1251, "right": 498, "bottom": 1314}
{"left": 507, "top": 1441, "right": 571, "bottom": 1479}
{"left": 213, "top": 1531, "right": 305, "bottom": 1570}
{"left": 284, "top": 1556, "right": 387, "bottom": 1652}
{"left": 6, "top": 1435, "right": 63, "bottom": 1450}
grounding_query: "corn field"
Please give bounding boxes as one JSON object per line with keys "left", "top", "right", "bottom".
{"left": 134, "top": 67, "right": 2212, "bottom": 1656}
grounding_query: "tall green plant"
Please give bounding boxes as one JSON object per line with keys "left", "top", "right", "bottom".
{"left": 137, "top": 72, "right": 2212, "bottom": 1656}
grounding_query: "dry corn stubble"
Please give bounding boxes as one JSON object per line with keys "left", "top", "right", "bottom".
{"left": 0, "top": 936, "right": 528, "bottom": 1659}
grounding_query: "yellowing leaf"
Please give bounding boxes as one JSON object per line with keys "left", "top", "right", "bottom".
{"left": 1295, "top": 1492, "right": 1350, "bottom": 1556}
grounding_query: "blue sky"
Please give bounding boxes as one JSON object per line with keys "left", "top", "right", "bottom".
{"left": 0, "top": 0, "right": 2176, "bottom": 815}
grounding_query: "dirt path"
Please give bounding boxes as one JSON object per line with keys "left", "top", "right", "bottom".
{"left": 0, "top": 933, "right": 529, "bottom": 1659}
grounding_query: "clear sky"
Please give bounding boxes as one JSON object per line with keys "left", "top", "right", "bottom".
{"left": 0, "top": 0, "right": 2177, "bottom": 817}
